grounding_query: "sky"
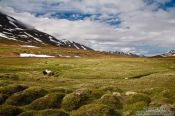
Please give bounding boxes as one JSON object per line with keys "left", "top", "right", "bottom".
{"left": 0, "top": 0, "right": 175, "bottom": 56}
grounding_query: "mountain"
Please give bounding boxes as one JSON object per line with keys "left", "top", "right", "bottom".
{"left": 0, "top": 12, "right": 92, "bottom": 50}
{"left": 158, "top": 50, "right": 175, "bottom": 57}
{"left": 109, "top": 51, "right": 141, "bottom": 57}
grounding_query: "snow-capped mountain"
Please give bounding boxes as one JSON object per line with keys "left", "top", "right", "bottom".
{"left": 109, "top": 51, "right": 140, "bottom": 57}
{"left": 159, "top": 50, "right": 175, "bottom": 57}
{"left": 0, "top": 12, "right": 92, "bottom": 50}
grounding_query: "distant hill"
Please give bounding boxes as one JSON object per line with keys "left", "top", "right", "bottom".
{"left": 153, "top": 50, "right": 175, "bottom": 57}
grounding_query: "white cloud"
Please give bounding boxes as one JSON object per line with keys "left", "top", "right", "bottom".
{"left": 0, "top": 0, "right": 175, "bottom": 55}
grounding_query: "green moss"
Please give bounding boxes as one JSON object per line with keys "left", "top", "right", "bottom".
{"left": 18, "top": 110, "right": 37, "bottom": 116}
{"left": 71, "top": 103, "right": 120, "bottom": 116}
{"left": 18, "top": 109, "right": 69, "bottom": 116}
{"left": 50, "top": 87, "right": 73, "bottom": 94}
{"left": 90, "top": 89, "right": 105, "bottom": 99}
{"left": 5, "top": 87, "right": 47, "bottom": 106}
{"left": 26, "top": 93, "right": 65, "bottom": 110}
{"left": 99, "top": 86, "right": 122, "bottom": 93}
{"left": 150, "top": 97, "right": 174, "bottom": 106}
{"left": 125, "top": 93, "right": 151, "bottom": 105}
{"left": 161, "top": 89, "right": 175, "bottom": 100}
{"left": 61, "top": 89, "right": 90, "bottom": 111}
{"left": 0, "top": 105, "right": 23, "bottom": 116}
{"left": 0, "top": 73, "right": 19, "bottom": 80}
{"left": 38, "top": 109, "right": 69, "bottom": 116}
{"left": 0, "top": 85, "right": 28, "bottom": 95}
{"left": 123, "top": 101, "right": 148, "bottom": 116}
{"left": 0, "top": 94, "right": 8, "bottom": 104}
{"left": 98, "top": 94, "right": 122, "bottom": 109}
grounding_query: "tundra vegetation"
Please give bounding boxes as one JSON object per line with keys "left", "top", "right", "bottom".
{"left": 0, "top": 51, "right": 175, "bottom": 115}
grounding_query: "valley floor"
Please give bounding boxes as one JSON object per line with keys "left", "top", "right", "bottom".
{"left": 0, "top": 57, "right": 175, "bottom": 116}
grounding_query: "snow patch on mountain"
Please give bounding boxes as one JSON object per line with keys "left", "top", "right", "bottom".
{"left": 0, "top": 33, "right": 16, "bottom": 40}
{"left": 160, "top": 50, "right": 175, "bottom": 57}
{"left": 9, "top": 21, "right": 18, "bottom": 28}
{"left": 81, "top": 45, "right": 87, "bottom": 50}
{"left": 74, "top": 44, "right": 80, "bottom": 49}
{"left": 23, "top": 32, "right": 43, "bottom": 43}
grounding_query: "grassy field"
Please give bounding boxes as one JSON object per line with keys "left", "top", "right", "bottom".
{"left": 0, "top": 57, "right": 175, "bottom": 116}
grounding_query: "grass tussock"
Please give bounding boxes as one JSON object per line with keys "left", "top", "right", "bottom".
{"left": 99, "top": 86, "right": 123, "bottom": 93}
{"left": 50, "top": 87, "right": 73, "bottom": 94}
{"left": 125, "top": 93, "right": 151, "bottom": 105}
{"left": 5, "top": 87, "right": 47, "bottom": 106}
{"left": 26, "top": 93, "right": 65, "bottom": 110}
{"left": 61, "top": 89, "right": 91, "bottom": 111}
{"left": 0, "top": 85, "right": 28, "bottom": 95}
{"left": 18, "top": 109, "right": 69, "bottom": 116}
{"left": 0, "top": 94, "right": 8, "bottom": 105}
{"left": 71, "top": 103, "right": 120, "bottom": 116}
{"left": 123, "top": 101, "right": 148, "bottom": 116}
{"left": 98, "top": 94, "right": 122, "bottom": 109}
{"left": 0, "top": 105, "right": 23, "bottom": 116}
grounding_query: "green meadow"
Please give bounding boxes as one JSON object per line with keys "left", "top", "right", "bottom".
{"left": 0, "top": 57, "right": 175, "bottom": 116}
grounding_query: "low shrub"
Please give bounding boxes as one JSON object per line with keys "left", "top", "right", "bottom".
{"left": 0, "top": 105, "right": 23, "bottom": 116}
{"left": 26, "top": 93, "right": 65, "bottom": 110}
{"left": 5, "top": 87, "right": 47, "bottom": 106}
{"left": 71, "top": 103, "right": 120, "bottom": 116}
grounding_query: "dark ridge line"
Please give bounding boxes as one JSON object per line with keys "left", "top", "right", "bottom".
{"left": 130, "top": 72, "right": 158, "bottom": 79}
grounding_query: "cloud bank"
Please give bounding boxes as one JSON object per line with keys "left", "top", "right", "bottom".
{"left": 0, "top": 0, "right": 175, "bottom": 55}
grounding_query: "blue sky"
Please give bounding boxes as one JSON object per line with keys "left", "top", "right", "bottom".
{"left": 0, "top": 0, "right": 175, "bottom": 55}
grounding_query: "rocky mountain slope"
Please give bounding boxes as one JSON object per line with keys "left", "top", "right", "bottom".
{"left": 159, "top": 50, "right": 175, "bottom": 57}
{"left": 0, "top": 12, "right": 92, "bottom": 50}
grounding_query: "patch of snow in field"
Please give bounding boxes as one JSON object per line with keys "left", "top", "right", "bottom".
{"left": 20, "top": 53, "right": 55, "bottom": 58}
{"left": 59, "top": 54, "right": 71, "bottom": 58}
{"left": 20, "top": 45, "right": 39, "bottom": 48}
{"left": 74, "top": 56, "right": 81, "bottom": 58}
